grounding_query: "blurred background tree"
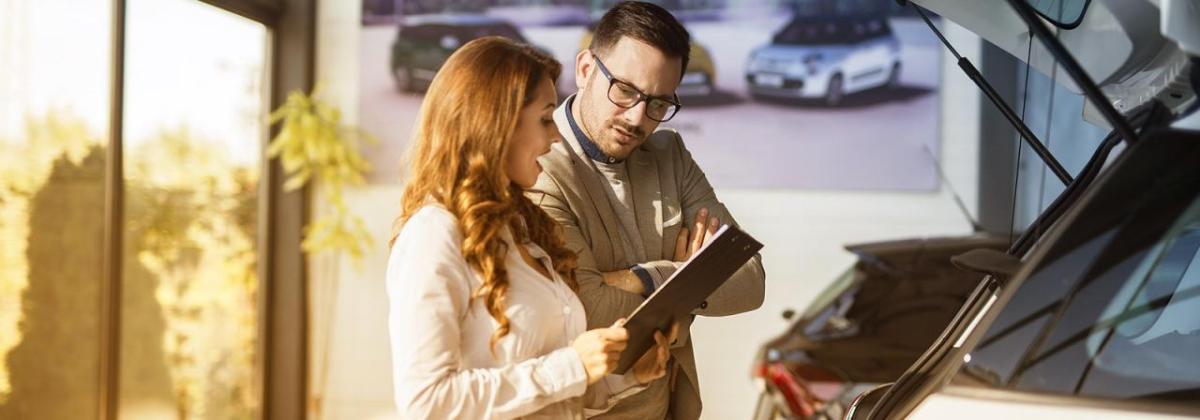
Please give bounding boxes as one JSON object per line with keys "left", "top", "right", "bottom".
{"left": 0, "top": 110, "right": 261, "bottom": 419}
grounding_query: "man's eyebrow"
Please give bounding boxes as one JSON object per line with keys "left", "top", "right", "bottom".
{"left": 615, "top": 75, "right": 675, "bottom": 100}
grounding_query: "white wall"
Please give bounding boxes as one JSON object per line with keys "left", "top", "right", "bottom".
{"left": 310, "top": 1, "right": 982, "bottom": 418}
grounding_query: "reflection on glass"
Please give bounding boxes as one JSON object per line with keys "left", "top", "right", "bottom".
{"left": 1024, "top": 0, "right": 1090, "bottom": 28}
{"left": 120, "top": 0, "right": 268, "bottom": 418}
{"left": 0, "top": 0, "right": 111, "bottom": 418}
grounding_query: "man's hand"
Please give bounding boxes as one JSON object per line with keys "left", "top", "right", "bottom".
{"left": 631, "top": 321, "right": 680, "bottom": 384}
{"left": 673, "top": 207, "right": 720, "bottom": 262}
{"left": 601, "top": 270, "right": 645, "bottom": 295}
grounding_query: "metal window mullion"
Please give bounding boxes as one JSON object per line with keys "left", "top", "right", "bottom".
{"left": 98, "top": 0, "right": 126, "bottom": 419}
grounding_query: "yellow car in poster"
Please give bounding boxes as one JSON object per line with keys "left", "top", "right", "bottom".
{"left": 579, "top": 29, "right": 717, "bottom": 97}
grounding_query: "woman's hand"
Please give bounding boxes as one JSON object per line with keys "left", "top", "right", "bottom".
{"left": 631, "top": 322, "right": 680, "bottom": 384}
{"left": 572, "top": 318, "right": 629, "bottom": 385}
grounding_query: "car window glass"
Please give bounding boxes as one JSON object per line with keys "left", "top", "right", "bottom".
{"left": 801, "top": 266, "right": 857, "bottom": 320}
{"left": 432, "top": 25, "right": 455, "bottom": 44}
{"left": 791, "top": 0, "right": 890, "bottom": 16}
{"left": 1010, "top": 245, "right": 1156, "bottom": 393}
{"left": 1025, "top": 0, "right": 1091, "bottom": 28}
{"left": 454, "top": 26, "right": 483, "bottom": 42}
{"left": 399, "top": 24, "right": 419, "bottom": 41}
{"left": 1113, "top": 230, "right": 1200, "bottom": 343}
{"left": 774, "top": 19, "right": 858, "bottom": 45}
{"left": 989, "top": 190, "right": 1200, "bottom": 402}
{"left": 484, "top": 24, "right": 522, "bottom": 41}
{"left": 1076, "top": 204, "right": 1200, "bottom": 399}
{"left": 1013, "top": 199, "right": 1200, "bottom": 400}
{"left": 866, "top": 19, "right": 891, "bottom": 39}
{"left": 406, "top": 25, "right": 434, "bottom": 43}
{"left": 958, "top": 229, "right": 1116, "bottom": 385}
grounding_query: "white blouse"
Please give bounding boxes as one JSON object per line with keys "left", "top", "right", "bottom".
{"left": 387, "top": 205, "right": 642, "bottom": 419}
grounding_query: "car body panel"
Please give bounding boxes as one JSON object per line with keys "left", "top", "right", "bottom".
{"left": 911, "top": 389, "right": 1200, "bottom": 420}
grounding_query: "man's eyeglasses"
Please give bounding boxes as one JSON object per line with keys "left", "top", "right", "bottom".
{"left": 591, "top": 52, "right": 682, "bottom": 123}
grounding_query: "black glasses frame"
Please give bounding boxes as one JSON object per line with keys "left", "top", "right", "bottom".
{"left": 590, "top": 51, "right": 682, "bottom": 122}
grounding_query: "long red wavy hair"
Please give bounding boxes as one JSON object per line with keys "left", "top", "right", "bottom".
{"left": 390, "top": 36, "right": 577, "bottom": 353}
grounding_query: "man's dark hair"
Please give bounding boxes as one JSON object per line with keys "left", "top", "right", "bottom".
{"left": 590, "top": 1, "right": 691, "bottom": 78}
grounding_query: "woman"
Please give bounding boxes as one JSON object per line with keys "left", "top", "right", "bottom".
{"left": 387, "top": 37, "right": 673, "bottom": 419}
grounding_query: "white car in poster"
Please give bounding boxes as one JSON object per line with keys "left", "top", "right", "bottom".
{"left": 746, "top": 15, "right": 901, "bottom": 106}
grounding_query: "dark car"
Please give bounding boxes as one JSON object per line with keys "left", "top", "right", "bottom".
{"left": 751, "top": 234, "right": 1008, "bottom": 419}
{"left": 389, "top": 14, "right": 528, "bottom": 93}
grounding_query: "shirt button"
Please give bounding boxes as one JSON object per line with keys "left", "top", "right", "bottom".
{"left": 699, "top": 301, "right": 708, "bottom": 310}
{"left": 563, "top": 306, "right": 571, "bottom": 315}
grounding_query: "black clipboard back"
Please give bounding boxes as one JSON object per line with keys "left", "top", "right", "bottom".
{"left": 613, "top": 224, "right": 762, "bottom": 374}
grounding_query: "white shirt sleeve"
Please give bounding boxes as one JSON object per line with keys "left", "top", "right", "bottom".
{"left": 386, "top": 208, "right": 589, "bottom": 420}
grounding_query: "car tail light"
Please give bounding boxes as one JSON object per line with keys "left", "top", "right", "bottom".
{"left": 753, "top": 362, "right": 845, "bottom": 418}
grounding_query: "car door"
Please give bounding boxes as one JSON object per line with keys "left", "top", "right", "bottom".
{"left": 837, "top": 20, "right": 873, "bottom": 91}
{"left": 849, "top": 18, "right": 893, "bottom": 91}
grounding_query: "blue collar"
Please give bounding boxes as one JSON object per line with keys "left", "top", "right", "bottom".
{"left": 566, "top": 96, "right": 624, "bottom": 164}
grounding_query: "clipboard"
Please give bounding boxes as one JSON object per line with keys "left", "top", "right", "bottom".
{"left": 613, "top": 224, "right": 763, "bottom": 374}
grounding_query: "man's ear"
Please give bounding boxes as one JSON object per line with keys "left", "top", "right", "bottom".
{"left": 574, "top": 49, "right": 593, "bottom": 90}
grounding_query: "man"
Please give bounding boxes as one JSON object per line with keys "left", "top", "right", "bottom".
{"left": 527, "top": 2, "right": 766, "bottom": 419}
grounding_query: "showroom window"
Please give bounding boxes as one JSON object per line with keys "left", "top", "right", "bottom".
{"left": 118, "top": 0, "right": 270, "bottom": 417}
{"left": 0, "top": 0, "right": 112, "bottom": 417}
{"left": 0, "top": 0, "right": 308, "bottom": 418}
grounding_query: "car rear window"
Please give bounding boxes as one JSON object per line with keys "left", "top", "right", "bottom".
{"left": 956, "top": 137, "right": 1200, "bottom": 404}
{"left": 455, "top": 24, "right": 523, "bottom": 43}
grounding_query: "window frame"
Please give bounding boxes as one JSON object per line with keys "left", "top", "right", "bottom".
{"left": 98, "top": 1, "right": 313, "bottom": 419}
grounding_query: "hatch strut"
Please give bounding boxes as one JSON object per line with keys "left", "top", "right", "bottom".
{"left": 897, "top": 0, "right": 1172, "bottom": 257}
{"left": 907, "top": 4, "right": 1073, "bottom": 186}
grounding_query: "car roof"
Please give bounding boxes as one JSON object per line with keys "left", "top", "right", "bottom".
{"left": 400, "top": 13, "right": 513, "bottom": 27}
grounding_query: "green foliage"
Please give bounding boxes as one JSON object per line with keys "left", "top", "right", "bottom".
{"left": 267, "top": 85, "right": 375, "bottom": 259}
